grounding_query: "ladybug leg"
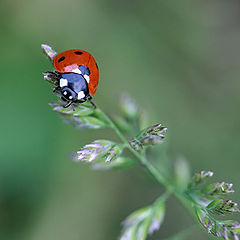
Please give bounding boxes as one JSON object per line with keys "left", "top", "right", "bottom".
{"left": 52, "top": 87, "right": 62, "bottom": 99}
{"left": 53, "top": 86, "right": 61, "bottom": 93}
{"left": 60, "top": 96, "right": 73, "bottom": 109}
{"left": 43, "top": 71, "right": 60, "bottom": 86}
{"left": 63, "top": 101, "right": 73, "bottom": 108}
{"left": 86, "top": 95, "right": 96, "bottom": 108}
{"left": 90, "top": 100, "right": 96, "bottom": 108}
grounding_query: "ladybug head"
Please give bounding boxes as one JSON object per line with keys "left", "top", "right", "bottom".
{"left": 55, "top": 72, "right": 90, "bottom": 107}
{"left": 61, "top": 86, "right": 77, "bottom": 102}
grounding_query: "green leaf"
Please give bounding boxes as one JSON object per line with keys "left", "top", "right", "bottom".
{"left": 130, "top": 124, "right": 167, "bottom": 151}
{"left": 196, "top": 208, "right": 240, "bottom": 240}
{"left": 120, "top": 195, "right": 166, "bottom": 240}
{"left": 207, "top": 199, "right": 239, "bottom": 215}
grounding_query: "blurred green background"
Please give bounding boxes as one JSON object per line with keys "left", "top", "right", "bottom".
{"left": 1, "top": 0, "right": 240, "bottom": 239}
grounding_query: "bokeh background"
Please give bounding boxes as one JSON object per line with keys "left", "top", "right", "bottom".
{"left": 1, "top": 0, "right": 240, "bottom": 239}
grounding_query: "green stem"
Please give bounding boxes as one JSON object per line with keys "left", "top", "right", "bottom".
{"left": 96, "top": 107, "right": 197, "bottom": 219}
{"left": 97, "top": 108, "right": 175, "bottom": 190}
{"left": 155, "top": 191, "right": 171, "bottom": 203}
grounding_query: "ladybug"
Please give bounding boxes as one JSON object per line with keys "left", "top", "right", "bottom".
{"left": 45, "top": 48, "right": 99, "bottom": 108}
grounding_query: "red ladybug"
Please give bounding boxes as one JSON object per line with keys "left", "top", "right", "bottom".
{"left": 44, "top": 48, "right": 99, "bottom": 108}
{"left": 53, "top": 49, "right": 99, "bottom": 96}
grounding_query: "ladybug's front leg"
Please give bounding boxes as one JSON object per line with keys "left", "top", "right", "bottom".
{"left": 63, "top": 100, "right": 73, "bottom": 108}
{"left": 53, "top": 86, "right": 61, "bottom": 93}
{"left": 43, "top": 71, "right": 61, "bottom": 86}
{"left": 86, "top": 95, "right": 96, "bottom": 108}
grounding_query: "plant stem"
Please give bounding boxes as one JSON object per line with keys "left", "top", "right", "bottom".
{"left": 97, "top": 108, "right": 176, "bottom": 189}
{"left": 96, "top": 107, "right": 197, "bottom": 220}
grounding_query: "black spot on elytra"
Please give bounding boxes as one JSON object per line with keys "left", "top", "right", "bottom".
{"left": 74, "top": 51, "right": 83, "bottom": 55}
{"left": 96, "top": 62, "right": 99, "bottom": 69}
{"left": 58, "top": 56, "right": 65, "bottom": 62}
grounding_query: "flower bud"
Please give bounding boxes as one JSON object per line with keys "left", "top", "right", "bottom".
{"left": 41, "top": 44, "right": 57, "bottom": 60}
